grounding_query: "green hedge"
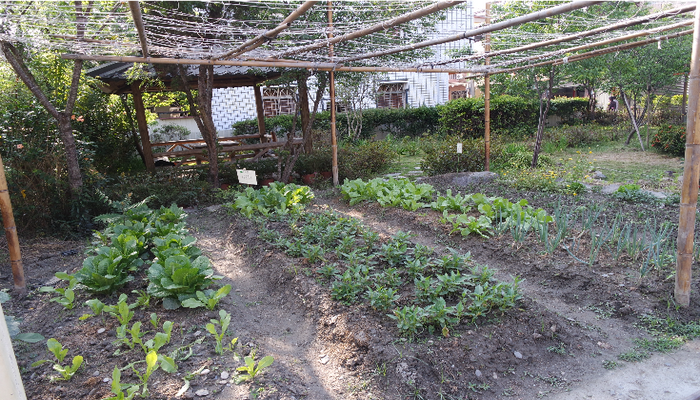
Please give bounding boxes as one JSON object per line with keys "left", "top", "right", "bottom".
{"left": 550, "top": 97, "right": 589, "bottom": 124}
{"left": 437, "top": 95, "right": 539, "bottom": 139}
{"left": 232, "top": 107, "right": 439, "bottom": 141}
{"left": 231, "top": 96, "right": 588, "bottom": 141}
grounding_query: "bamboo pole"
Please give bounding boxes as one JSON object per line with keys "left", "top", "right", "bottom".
{"left": 488, "top": 20, "right": 693, "bottom": 71}
{"left": 466, "top": 28, "right": 695, "bottom": 78}
{"left": 216, "top": 1, "right": 318, "bottom": 60}
{"left": 435, "top": 5, "right": 696, "bottom": 66}
{"left": 0, "top": 154, "right": 24, "bottom": 293}
{"left": 341, "top": 1, "right": 601, "bottom": 62}
{"left": 675, "top": 4, "right": 700, "bottom": 308}
{"left": 61, "top": 54, "right": 484, "bottom": 74}
{"left": 275, "top": 1, "right": 463, "bottom": 59}
{"left": 131, "top": 82, "right": 155, "bottom": 172}
{"left": 484, "top": 3, "right": 491, "bottom": 171}
{"left": 328, "top": 1, "right": 339, "bottom": 186}
{"left": 253, "top": 85, "right": 266, "bottom": 144}
{"left": 128, "top": 1, "right": 149, "bottom": 57}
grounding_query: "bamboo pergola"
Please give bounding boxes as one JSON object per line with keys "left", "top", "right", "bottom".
{"left": 0, "top": 1, "right": 699, "bottom": 304}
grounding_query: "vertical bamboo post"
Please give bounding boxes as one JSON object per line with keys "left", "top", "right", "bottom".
{"left": 328, "top": 1, "right": 339, "bottom": 186}
{"left": 484, "top": 2, "right": 491, "bottom": 171}
{"left": 254, "top": 84, "right": 266, "bottom": 143}
{"left": 0, "top": 155, "right": 24, "bottom": 293}
{"left": 131, "top": 82, "right": 155, "bottom": 172}
{"left": 675, "top": 5, "right": 700, "bottom": 307}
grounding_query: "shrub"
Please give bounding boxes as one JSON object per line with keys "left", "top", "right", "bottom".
{"left": 338, "top": 141, "right": 398, "bottom": 180}
{"left": 421, "top": 136, "right": 504, "bottom": 175}
{"left": 437, "top": 95, "right": 538, "bottom": 139}
{"left": 651, "top": 124, "right": 685, "bottom": 157}
{"left": 102, "top": 168, "right": 213, "bottom": 209}
{"left": 496, "top": 143, "right": 553, "bottom": 170}
{"left": 550, "top": 97, "right": 588, "bottom": 123}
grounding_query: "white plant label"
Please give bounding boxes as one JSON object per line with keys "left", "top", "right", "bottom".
{"left": 236, "top": 169, "right": 257, "bottom": 185}
{"left": 457, "top": 143, "right": 463, "bottom": 154}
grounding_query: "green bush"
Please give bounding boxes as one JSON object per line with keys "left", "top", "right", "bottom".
{"left": 651, "top": 124, "right": 686, "bottom": 157}
{"left": 550, "top": 97, "right": 589, "bottom": 124}
{"left": 495, "top": 143, "right": 553, "bottom": 170}
{"left": 421, "top": 136, "right": 505, "bottom": 175}
{"left": 338, "top": 141, "right": 398, "bottom": 180}
{"left": 437, "top": 95, "right": 539, "bottom": 139}
{"left": 542, "top": 124, "right": 608, "bottom": 149}
{"left": 100, "top": 168, "right": 213, "bottom": 209}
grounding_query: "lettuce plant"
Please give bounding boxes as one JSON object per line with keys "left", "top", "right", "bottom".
{"left": 151, "top": 233, "right": 202, "bottom": 262}
{"left": 74, "top": 246, "right": 139, "bottom": 294}
{"left": 231, "top": 182, "right": 314, "bottom": 217}
{"left": 181, "top": 285, "right": 231, "bottom": 310}
{"left": 147, "top": 255, "right": 221, "bottom": 309}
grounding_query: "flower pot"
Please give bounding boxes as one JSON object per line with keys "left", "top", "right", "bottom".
{"left": 319, "top": 171, "right": 332, "bottom": 179}
{"left": 220, "top": 183, "right": 231, "bottom": 190}
{"left": 260, "top": 178, "right": 275, "bottom": 187}
{"left": 301, "top": 173, "right": 316, "bottom": 185}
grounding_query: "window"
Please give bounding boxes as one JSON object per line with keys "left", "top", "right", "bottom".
{"left": 377, "top": 82, "right": 406, "bottom": 109}
{"left": 263, "top": 87, "right": 296, "bottom": 117}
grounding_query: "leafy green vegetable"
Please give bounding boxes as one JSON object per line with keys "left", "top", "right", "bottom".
{"left": 38, "top": 272, "right": 77, "bottom": 309}
{"left": 181, "top": 285, "right": 231, "bottom": 310}
{"left": 147, "top": 255, "right": 221, "bottom": 308}
{"left": 74, "top": 246, "right": 139, "bottom": 294}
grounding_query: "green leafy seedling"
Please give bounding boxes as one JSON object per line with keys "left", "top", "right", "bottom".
{"left": 131, "top": 351, "right": 177, "bottom": 397}
{"left": 39, "top": 272, "right": 77, "bottom": 310}
{"left": 105, "top": 366, "right": 139, "bottom": 400}
{"left": 206, "top": 310, "right": 231, "bottom": 355}
{"left": 149, "top": 313, "right": 160, "bottom": 329}
{"left": 236, "top": 354, "right": 274, "bottom": 382}
{"left": 181, "top": 284, "right": 232, "bottom": 310}
{"left": 80, "top": 298, "right": 106, "bottom": 320}
{"left": 142, "top": 321, "right": 174, "bottom": 353}
{"left": 31, "top": 338, "right": 83, "bottom": 381}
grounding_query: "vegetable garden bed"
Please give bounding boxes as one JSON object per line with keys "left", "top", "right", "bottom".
{"left": 2, "top": 173, "right": 700, "bottom": 400}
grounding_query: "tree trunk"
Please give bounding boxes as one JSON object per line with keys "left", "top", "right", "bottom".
{"left": 119, "top": 95, "right": 146, "bottom": 165}
{"left": 57, "top": 115, "right": 84, "bottom": 192}
{"left": 621, "top": 91, "right": 645, "bottom": 151}
{"left": 197, "top": 65, "right": 219, "bottom": 188}
{"left": 178, "top": 65, "right": 219, "bottom": 188}
{"left": 625, "top": 93, "right": 649, "bottom": 145}
{"left": 586, "top": 84, "right": 596, "bottom": 120}
{"left": 532, "top": 67, "right": 554, "bottom": 169}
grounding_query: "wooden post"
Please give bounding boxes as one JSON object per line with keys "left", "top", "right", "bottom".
{"left": 0, "top": 154, "right": 24, "bottom": 293}
{"left": 484, "top": 2, "right": 491, "bottom": 171}
{"left": 130, "top": 82, "right": 155, "bottom": 172}
{"left": 254, "top": 85, "right": 266, "bottom": 144}
{"left": 329, "top": 1, "right": 339, "bottom": 186}
{"left": 675, "top": 3, "right": 700, "bottom": 307}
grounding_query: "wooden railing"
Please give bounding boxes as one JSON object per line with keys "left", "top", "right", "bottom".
{"left": 150, "top": 133, "right": 303, "bottom": 165}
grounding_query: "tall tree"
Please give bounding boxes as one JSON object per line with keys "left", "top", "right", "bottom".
{"left": 0, "top": 1, "right": 92, "bottom": 194}
{"left": 603, "top": 36, "right": 691, "bottom": 148}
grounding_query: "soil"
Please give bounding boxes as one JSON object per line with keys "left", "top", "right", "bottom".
{"left": 3, "top": 154, "right": 700, "bottom": 400}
